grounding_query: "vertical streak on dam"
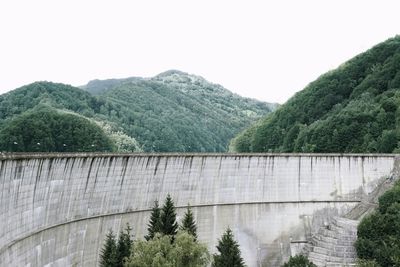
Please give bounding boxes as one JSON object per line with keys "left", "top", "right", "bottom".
{"left": 0, "top": 153, "right": 396, "bottom": 266}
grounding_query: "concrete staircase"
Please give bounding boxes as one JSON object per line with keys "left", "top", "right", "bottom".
{"left": 306, "top": 217, "right": 358, "bottom": 267}
{"left": 304, "top": 157, "right": 400, "bottom": 266}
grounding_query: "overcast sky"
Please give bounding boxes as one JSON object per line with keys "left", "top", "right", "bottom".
{"left": 0, "top": 0, "right": 399, "bottom": 103}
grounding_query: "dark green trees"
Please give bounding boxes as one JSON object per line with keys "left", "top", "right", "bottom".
{"left": 99, "top": 225, "right": 133, "bottom": 267}
{"left": 101, "top": 196, "right": 250, "bottom": 266}
{"left": 180, "top": 206, "right": 198, "bottom": 240}
{"left": 116, "top": 224, "right": 133, "bottom": 267}
{"left": 126, "top": 195, "right": 210, "bottom": 266}
{"left": 356, "top": 181, "right": 400, "bottom": 266}
{"left": 82, "top": 71, "right": 275, "bottom": 152}
{"left": 0, "top": 77, "right": 274, "bottom": 153}
{"left": 160, "top": 194, "right": 178, "bottom": 237}
{"left": 145, "top": 195, "right": 179, "bottom": 240}
{"left": 231, "top": 36, "right": 400, "bottom": 154}
{"left": 282, "top": 255, "right": 317, "bottom": 267}
{"left": 145, "top": 201, "right": 162, "bottom": 241}
{"left": 213, "top": 228, "right": 245, "bottom": 267}
{"left": 0, "top": 107, "right": 114, "bottom": 152}
{"left": 99, "top": 230, "right": 117, "bottom": 267}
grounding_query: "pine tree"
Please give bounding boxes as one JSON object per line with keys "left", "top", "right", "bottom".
{"left": 99, "top": 229, "right": 118, "bottom": 267}
{"left": 116, "top": 223, "right": 133, "bottom": 267}
{"left": 213, "top": 228, "right": 245, "bottom": 267}
{"left": 180, "top": 206, "right": 198, "bottom": 240}
{"left": 145, "top": 200, "right": 162, "bottom": 240}
{"left": 160, "top": 194, "right": 178, "bottom": 237}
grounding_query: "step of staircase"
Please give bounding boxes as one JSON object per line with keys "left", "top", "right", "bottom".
{"left": 312, "top": 246, "right": 356, "bottom": 258}
{"left": 312, "top": 235, "right": 355, "bottom": 246}
{"left": 310, "top": 239, "right": 355, "bottom": 253}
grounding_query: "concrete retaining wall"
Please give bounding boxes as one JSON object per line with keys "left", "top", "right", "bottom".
{"left": 0, "top": 154, "right": 396, "bottom": 266}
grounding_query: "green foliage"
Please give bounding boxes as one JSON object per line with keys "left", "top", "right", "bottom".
{"left": 378, "top": 130, "right": 398, "bottom": 153}
{"left": 378, "top": 181, "right": 400, "bottom": 214}
{"left": 97, "top": 121, "right": 142, "bottom": 152}
{"left": 228, "top": 122, "right": 259, "bottom": 152}
{"left": 83, "top": 70, "right": 275, "bottom": 152}
{"left": 171, "top": 231, "right": 210, "bottom": 267}
{"left": 124, "top": 232, "right": 210, "bottom": 267}
{"left": 116, "top": 224, "right": 133, "bottom": 267}
{"left": 213, "top": 228, "right": 245, "bottom": 267}
{"left": 282, "top": 255, "right": 317, "bottom": 267}
{"left": 145, "top": 201, "right": 162, "bottom": 241}
{"left": 160, "top": 194, "right": 178, "bottom": 238}
{"left": 0, "top": 106, "right": 114, "bottom": 152}
{"left": 231, "top": 36, "right": 400, "bottom": 153}
{"left": 356, "top": 259, "right": 381, "bottom": 267}
{"left": 180, "top": 206, "right": 198, "bottom": 240}
{"left": 0, "top": 81, "right": 101, "bottom": 120}
{"left": 356, "top": 182, "right": 400, "bottom": 266}
{"left": 99, "top": 229, "right": 118, "bottom": 267}
{"left": 1, "top": 71, "right": 275, "bottom": 152}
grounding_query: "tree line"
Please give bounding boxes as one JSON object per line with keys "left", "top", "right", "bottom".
{"left": 99, "top": 194, "right": 246, "bottom": 267}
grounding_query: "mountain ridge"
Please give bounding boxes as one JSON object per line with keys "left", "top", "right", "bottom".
{"left": 82, "top": 70, "right": 279, "bottom": 110}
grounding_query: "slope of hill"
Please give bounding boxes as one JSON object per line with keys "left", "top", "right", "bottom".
{"left": 0, "top": 81, "right": 141, "bottom": 152}
{"left": 230, "top": 36, "right": 400, "bottom": 153}
{"left": 0, "top": 106, "right": 115, "bottom": 152}
{"left": 82, "top": 70, "right": 276, "bottom": 152}
{"left": 0, "top": 71, "right": 275, "bottom": 152}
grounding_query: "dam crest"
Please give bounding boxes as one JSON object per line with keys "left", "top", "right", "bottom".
{"left": 0, "top": 153, "right": 396, "bottom": 266}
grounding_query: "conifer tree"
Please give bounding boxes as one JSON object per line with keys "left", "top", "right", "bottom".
{"left": 145, "top": 200, "right": 162, "bottom": 240}
{"left": 160, "top": 194, "right": 178, "bottom": 237}
{"left": 99, "top": 229, "right": 118, "bottom": 267}
{"left": 213, "top": 228, "right": 245, "bottom": 267}
{"left": 180, "top": 206, "right": 197, "bottom": 240}
{"left": 116, "top": 223, "right": 133, "bottom": 267}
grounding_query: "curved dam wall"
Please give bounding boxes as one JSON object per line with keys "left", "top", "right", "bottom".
{"left": 0, "top": 153, "right": 396, "bottom": 267}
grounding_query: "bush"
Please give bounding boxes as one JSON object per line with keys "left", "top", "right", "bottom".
{"left": 282, "top": 255, "right": 317, "bottom": 267}
{"left": 125, "top": 232, "right": 210, "bottom": 267}
{"left": 356, "top": 182, "right": 400, "bottom": 267}
{"left": 356, "top": 259, "right": 381, "bottom": 267}
{"left": 378, "top": 181, "right": 400, "bottom": 214}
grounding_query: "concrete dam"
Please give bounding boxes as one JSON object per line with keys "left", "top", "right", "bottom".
{"left": 0, "top": 153, "right": 396, "bottom": 267}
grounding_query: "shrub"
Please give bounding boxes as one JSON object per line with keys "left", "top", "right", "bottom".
{"left": 282, "top": 255, "right": 317, "bottom": 267}
{"left": 356, "top": 182, "right": 400, "bottom": 267}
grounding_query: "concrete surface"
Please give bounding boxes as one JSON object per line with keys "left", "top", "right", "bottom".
{"left": 0, "top": 153, "right": 396, "bottom": 266}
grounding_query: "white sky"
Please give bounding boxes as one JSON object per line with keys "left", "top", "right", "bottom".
{"left": 0, "top": 0, "right": 399, "bottom": 103}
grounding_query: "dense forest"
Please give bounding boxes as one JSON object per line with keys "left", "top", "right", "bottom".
{"left": 230, "top": 36, "right": 400, "bottom": 153}
{"left": 82, "top": 70, "right": 276, "bottom": 152}
{"left": 356, "top": 181, "right": 400, "bottom": 266}
{"left": 0, "top": 71, "right": 275, "bottom": 152}
{"left": 0, "top": 106, "right": 114, "bottom": 152}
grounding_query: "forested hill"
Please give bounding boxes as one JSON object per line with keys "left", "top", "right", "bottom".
{"left": 81, "top": 70, "right": 277, "bottom": 152}
{"left": 230, "top": 36, "right": 400, "bottom": 153}
{"left": 0, "top": 71, "right": 275, "bottom": 152}
{"left": 0, "top": 82, "right": 133, "bottom": 152}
